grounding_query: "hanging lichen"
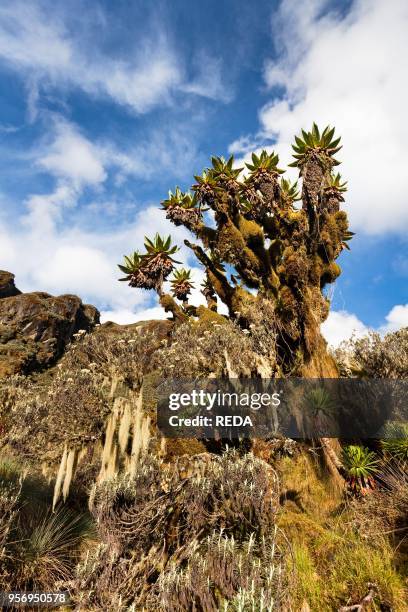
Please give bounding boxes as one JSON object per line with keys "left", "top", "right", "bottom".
{"left": 52, "top": 381, "right": 151, "bottom": 508}
{"left": 62, "top": 448, "right": 78, "bottom": 502}
{"left": 52, "top": 444, "right": 68, "bottom": 510}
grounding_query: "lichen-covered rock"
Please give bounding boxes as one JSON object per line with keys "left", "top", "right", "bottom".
{"left": 0, "top": 271, "right": 21, "bottom": 299}
{"left": 0, "top": 273, "right": 100, "bottom": 377}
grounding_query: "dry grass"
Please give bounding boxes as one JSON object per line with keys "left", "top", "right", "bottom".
{"left": 333, "top": 327, "right": 408, "bottom": 378}
{"left": 1, "top": 320, "right": 407, "bottom": 609}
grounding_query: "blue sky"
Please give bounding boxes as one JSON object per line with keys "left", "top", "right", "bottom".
{"left": 0, "top": 0, "right": 407, "bottom": 346}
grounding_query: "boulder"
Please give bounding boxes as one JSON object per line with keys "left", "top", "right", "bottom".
{"left": 0, "top": 271, "right": 21, "bottom": 299}
{"left": 0, "top": 272, "right": 100, "bottom": 377}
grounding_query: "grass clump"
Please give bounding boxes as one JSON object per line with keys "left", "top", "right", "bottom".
{"left": 0, "top": 456, "right": 95, "bottom": 592}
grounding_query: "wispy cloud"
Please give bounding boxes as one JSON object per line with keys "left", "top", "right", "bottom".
{"left": 103, "top": 126, "right": 202, "bottom": 185}
{"left": 0, "top": 1, "right": 231, "bottom": 115}
{"left": 180, "top": 52, "right": 233, "bottom": 103}
{"left": 28, "top": 114, "right": 201, "bottom": 197}
{"left": 0, "top": 124, "right": 21, "bottom": 134}
{"left": 37, "top": 118, "right": 106, "bottom": 188}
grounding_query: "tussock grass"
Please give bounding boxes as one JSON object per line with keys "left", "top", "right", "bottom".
{"left": 11, "top": 508, "right": 95, "bottom": 591}
{"left": 0, "top": 455, "right": 96, "bottom": 592}
{"left": 278, "top": 452, "right": 407, "bottom": 611}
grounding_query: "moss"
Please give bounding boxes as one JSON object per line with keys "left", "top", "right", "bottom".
{"left": 217, "top": 221, "right": 263, "bottom": 284}
{"left": 266, "top": 268, "right": 280, "bottom": 294}
{"left": 207, "top": 270, "right": 232, "bottom": 306}
{"left": 320, "top": 262, "right": 341, "bottom": 287}
{"left": 159, "top": 294, "right": 188, "bottom": 322}
{"left": 282, "top": 246, "right": 310, "bottom": 286}
{"left": 334, "top": 209, "right": 348, "bottom": 225}
{"left": 162, "top": 438, "right": 206, "bottom": 460}
{"left": 196, "top": 224, "right": 217, "bottom": 249}
{"left": 277, "top": 286, "right": 298, "bottom": 318}
{"left": 230, "top": 285, "right": 258, "bottom": 317}
{"left": 217, "top": 222, "right": 246, "bottom": 261}
{"left": 309, "top": 254, "right": 323, "bottom": 285}
{"left": 268, "top": 238, "right": 283, "bottom": 265}
{"left": 196, "top": 305, "right": 227, "bottom": 325}
{"left": 0, "top": 324, "right": 15, "bottom": 343}
{"left": 237, "top": 215, "right": 265, "bottom": 250}
{"left": 278, "top": 452, "right": 406, "bottom": 611}
{"left": 159, "top": 294, "right": 175, "bottom": 310}
{"left": 317, "top": 211, "right": 346, "bottom": 261}
{"left": 318, "top": 229, "right": 334, "bottom": 261}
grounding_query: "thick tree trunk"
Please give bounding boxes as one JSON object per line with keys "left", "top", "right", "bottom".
{"left": 302, "top": 331, "right": 346, "bottom": 490}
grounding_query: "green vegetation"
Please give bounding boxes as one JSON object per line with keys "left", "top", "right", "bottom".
{"left": 0, "top": 123, "right": 406, "bottom": 608}
{"left": 0, "top": 327, "right": 407, "bottom": 608}
{"left": 278, "top": 453, "right": 407, "bottom": 611}
{"left": 119, "top": 123, "right": 353, "bottom": 379}
{"left": 343, "top": 445, "right": 380, "bottom": 494}
{"left": 289, "top": 123, "right": 342, "bottom": 169}
{"left": 0, "top": 458, "right": 94, "bottom": 592}
{"left": 381, "top": 422, "right": 408, "bottom": 462}
{"left": 170, "top": 268, "right": 194, "bottom": 303}
{"left": 118, "top": 233, "right": 180, "bottom": 293}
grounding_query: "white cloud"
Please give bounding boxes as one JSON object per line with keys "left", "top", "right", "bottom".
{"left": 234, "top": 0, "right": 408, "bottom": 234}
{"left": 100, "top": 306, "right": 168, "bottom": 325}
{"left": 1, "top": 199, "right": 198, "bottom": 315}
{"left": 100, "top": 263, "right": 232, "bottom": 325}
{"left": 322, "top": 303, "right": 408, "bottom": 347}
{"left": 0, "top": 106, "right": 207, "bottom": 320}
{"left": 0, "top": 2, "right": 179, "bottom": 114}
{"left": 27, "top": 113, "right": 199, "bottom": 194}
{"left": 35, "top": 245, "right": 115, "bottom": 299}
{"left": 38, "top": 119, "right": 106, "bottom": 188}
{"left": 29, "top": 113, "right": 201, "bottom": 193}
{"left": 321, "top": 309, "right": 369, "bottom": 347}
{"left": 0, "top": 1, "right": 229, "bottom": 114}
{"left": 379, "top": 304, "right": 408, "bottom": 334}
{"left": 24, "top": 184, "right": 73, "bottom": 225}
{"left": 0, "top": 3, "right": 73, "bottom": 72}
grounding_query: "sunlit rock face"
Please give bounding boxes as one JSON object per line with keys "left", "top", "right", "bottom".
{"left": 0, "top": 271, "right": 21, "bottom": 299}
{"left": 0, "top": 270, "right": 99, "bottom": 377}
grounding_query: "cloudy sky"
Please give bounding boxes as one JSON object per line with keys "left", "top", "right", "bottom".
{"left": 0, "top": 0, "right": 407, "bottom": 346}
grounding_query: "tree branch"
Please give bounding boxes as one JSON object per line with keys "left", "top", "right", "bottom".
{"left": 184, "top": 240, "right": 235, "bottom": 307}
{"left": 159, "top": 294, "right": 188, "bottom": 323}
{"left": 338, "top": 584, "right": 378, "bottom": 611}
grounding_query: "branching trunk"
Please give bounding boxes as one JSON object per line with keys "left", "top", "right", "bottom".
{"left": 159, "top": 294, "right": 188, "bottom": 323}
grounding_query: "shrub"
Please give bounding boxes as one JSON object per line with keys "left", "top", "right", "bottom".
{"left": 343, "top": 445, "right": 380, "bottom": 494}
{"left": 333, "top": 328, "right": 408, "bottom": 378}
{"left": 0, "top": 458, "right": 94, "bottom": 592}
{"left": 74, "top": 450, "right": 286, "bottom": 610}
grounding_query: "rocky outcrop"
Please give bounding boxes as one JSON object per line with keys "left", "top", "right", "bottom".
{"left": 0, "top": 271, "right": 99, "bottom": 377}
{"left": 0, "top": 271, "right": 21, "bottom": 299}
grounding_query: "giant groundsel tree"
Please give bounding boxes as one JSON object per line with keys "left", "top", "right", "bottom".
{"left": 119, "top": 124, "right": 353, "bottom": 377}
